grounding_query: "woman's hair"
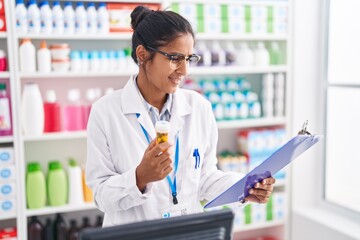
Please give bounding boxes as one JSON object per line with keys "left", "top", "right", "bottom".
{"left": 130, "top": 5, "right": 195, "bottom": 64}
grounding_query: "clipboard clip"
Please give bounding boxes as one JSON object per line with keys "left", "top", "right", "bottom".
{"left": 298, "top": 120, "right": 312, "bottom": 136}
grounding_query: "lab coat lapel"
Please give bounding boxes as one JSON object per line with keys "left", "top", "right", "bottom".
{"left": 121, "top": 76, "right": 156, "bottom": 142}
{"left": 170, "top": 90, "right": 192, "bottom": 140}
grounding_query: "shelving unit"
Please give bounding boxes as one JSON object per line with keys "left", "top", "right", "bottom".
{"left": 1, "top": 0, "right": 293, "bottom": 239}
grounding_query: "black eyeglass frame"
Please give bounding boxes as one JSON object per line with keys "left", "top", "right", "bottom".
{"left": 146, "top": 46, "right": 201, "bottom": 69}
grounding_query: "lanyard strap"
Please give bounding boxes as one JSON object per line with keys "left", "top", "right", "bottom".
{"left": 138, "top": 119, "right": 179, "bottom": 205}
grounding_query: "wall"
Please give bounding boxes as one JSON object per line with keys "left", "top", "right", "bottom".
{"left": 291, "top": 0, "right": 360, "bottom": 239}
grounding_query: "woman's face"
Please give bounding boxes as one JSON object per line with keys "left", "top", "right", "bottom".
{"left": 143, "top": 33, "right": 194, "bottom": 95}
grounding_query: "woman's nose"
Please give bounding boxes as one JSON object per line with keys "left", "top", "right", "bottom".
{"left": 175, "top": 60, "right": 189, "bottom": 75}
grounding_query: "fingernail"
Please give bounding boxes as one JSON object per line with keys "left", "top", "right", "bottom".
{"left": 263, "top": 180, "right": 267, "bottom": 184}
{"left": 249, "top": 189, "right": 254, "bottom": 194}
{"left": 255, "top": 183, "right": 259, "bottom": 188}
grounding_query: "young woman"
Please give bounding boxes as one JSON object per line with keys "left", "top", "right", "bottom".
{"left": 86, "top": 5, "right": 275, "bottom": 227}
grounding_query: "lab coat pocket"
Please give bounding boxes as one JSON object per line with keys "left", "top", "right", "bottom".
{"left": 181, "top": 147, "right": 203, "bottom": 197}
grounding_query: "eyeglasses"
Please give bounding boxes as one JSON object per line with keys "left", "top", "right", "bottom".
{"left": 147, "top": 46, "right": 201, "bottom": 70}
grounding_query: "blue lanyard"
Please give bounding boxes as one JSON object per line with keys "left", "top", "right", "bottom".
{"left": 138, "top": 121, "right": 179, "bottom": 205}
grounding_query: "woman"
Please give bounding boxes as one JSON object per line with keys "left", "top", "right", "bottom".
{"left": 86, "top": 5, "right": 275, "bottom": 227}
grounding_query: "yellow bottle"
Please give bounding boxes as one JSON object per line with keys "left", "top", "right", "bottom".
{"left": 155, "top": 121, "right": 171, "bottom": 144}
{"left": 82, "top": 168, "right": 93, "bottom": 202}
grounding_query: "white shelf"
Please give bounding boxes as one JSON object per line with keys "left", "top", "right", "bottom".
{"left": 234, "top": 219, "right": 285, "bottom": 232}
{"left": 20, "top": 71, "right": 136, "bottom": 79}
{"left": 26, "top": 202, "right": 97, "bottom": 217}
{"left": 196, "top": 33, "right": 289, "bottom": 41}
{"left": 189, "top": 65, "right": 288, "bottom": 75}
{"left": 0, "top": 72, "right": 10, "bottom": 78}
{"left": 0, "top": 213, "right": 16, "bottom": 221}
{"left": 23, "top": 131, "right": 87, "bottom": 142}
{"left": 274, "top": 178, "right": 286, "bottom": 187}
{"left": 217, "top": 117, "right": 286, "bottom": 129}
{"left": 0, "top": 136, "right": 14, "bottom": 143}
{"left": 16, "top": 33, "right": 133, "bottom": 40}
{"left": 0, "top": 32, "right": 7, "bottom": 38}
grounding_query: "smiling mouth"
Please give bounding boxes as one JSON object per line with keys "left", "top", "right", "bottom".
{"left": 168, "top": 76, "right": 184, "bottom": 85}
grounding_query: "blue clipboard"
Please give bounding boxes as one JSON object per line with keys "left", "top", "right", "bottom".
{"left": 204, "top": 123, "right": 322, "bottom": 209}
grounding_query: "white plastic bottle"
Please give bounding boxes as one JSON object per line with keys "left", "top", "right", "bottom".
{"left": 64, "top": 1, "right": 75, "bottom": 34}
{"left": 254, "top": 42, "right": 270, "bottom": 66}
{"left": 75, "top": 2, "right": 87, "bottom": 34}
{"left": 39, "top": 0, "right": 52, "bottom": 34}
{"left": 210, "top": 41, "right": 226, "bottom": 66}
{"left": 27, "top": 0, "right": 41, "bottom": 34}
{"left": 89, "top": 50, "right": 100, "bottom": 72}
{"left": 21, "top": 83, "right": 44, "bottom": 135}
{"left": 274, "top": 73, "right": 285, "bottom": 117}
{"left": 37, "top": 40, "right": 51, "bottom": 72}
{"left": 224, "top": 41, "right": 236, "bottom": 66}
{"left": 15, "top": 0, "right": 28, "bottom": 34}
{"left": 262, "top": 73, "right": 275, "bottom": 118}
{"left": 116, "top": 49, "right": 126, "bottom": 72}
{"left": 87, "top": 2, "right": 97, "bottom": 34}
{"left": 19, "top": 39, "right": 36, "bottom": 72}
{"left": 70, "top": 50, "right": 82, "bottom": 72}
{"left": 97, "top": 2, "right": 109, "bottom": 34}
{"left": 196, "top": 41, "right": 211, "bottom": 67}
{"left": 52, "top": 1, "right": 64, "bottom": 34}
{"left": 68, "top": 158, "right": 84, "bottom": 205}
{"left": 236, "top": 42, "right": 254, "bottom": 66}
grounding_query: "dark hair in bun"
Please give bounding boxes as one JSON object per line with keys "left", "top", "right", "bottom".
{"left": 130, "top": 5, "right": 195, "bottom": 64}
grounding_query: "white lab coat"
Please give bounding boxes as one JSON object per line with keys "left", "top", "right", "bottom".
{"left": 86, "top": 76, "right": 244, "bottom": 226}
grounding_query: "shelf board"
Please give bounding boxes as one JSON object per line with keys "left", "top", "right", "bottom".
{"left": 189, "top": 65, "right": 288, "bottom": 75}
{"left": 26, "top": 202, "right": 97, "bottom": 217}
{"left": 20, "top": 71, "right": 136, "bottom": 79}
{"left": 0, "top": 32, "right": 7, "bottom": 38}
{"left": 0, "top": 136, "right": 14, "bottom": 143}
{"left": 216, "top": 117, "right": 286, "bottom": 129}
{"left": 0, "top": 213, "right": 16, "bottom": 221}
{"left": 274, "top": 178, "right": 286, "bottom": 187}
{"left": 16, "top": 33, "right": 133, "bottom": 40}
{"left": 23, "top": 131, "right": 87, "bottom": 142}
{"left": 233, "top": 219, "right": 285, "bottom": 232}
{"left": 0, "top": 72, "right": 10, "bottom": 78}
{"left": 196, "top": 33, "right": 289, "bottom": 41}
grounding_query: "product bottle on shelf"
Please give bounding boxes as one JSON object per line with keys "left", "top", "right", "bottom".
{"left": 37, "top": 40, "right": 51, "bottom": 72}
{"left": 39, "top": 0, "right": 53, "bottom": 34}
{"left": 0, "top": 83, "right": 12, "bottom": 136}
{"left": 28, "top": 216, "right": 44, "bottom": 240}
{"left": 82, "top": 88, "right": 95, "bottom": 129}
{"left": 274, "top": 73, "right": 285, "bottom": 117}
{"left": 87, "top": 2, "right": 97, "bottom": 34}
{"left": 53, "top": 214, "right": 68, "bottom": 240}
{"left": 21, "top": 83, "right": 44, "bottom": 135}
{"left": 82, "top": 167, "right": 93, "bottom": 202}
{"left": 0, "top": 50, "right": 7, "bottom": 71}
{"left": 70, "top": 50, "right": 82, "bottom": 72}
{"left": 52, "top": 1, "right": 64, "bottom": 34}
{"left": 15, "top": 0, "right": 28, "bottom": 34}
{"left": 81, "top": 217, "right": 91, "bottom": 230}
{"left": 254, "top": 41, "right": 270, "bottom": 66}
{"left": 64, "top": 1, "right": 75, "bottom": 34}
{"left": 80, "top": 51, "right": 89, "bottom": 71}
{"left": 47, "top": 161, "right": 68, "bottom": 206}
{"left": 194, "top": 41, "right": 211, "bottom": 67}
{"left": 68, "top": 219, "right": 79, "bottom": 240}
{"left": 236, "top": 42, "right": 254, "bottom": 66}
{"left": 89, "top": 50, "right": 100, "bottom": 72}
{"left": 262, "top": 73, "right": 275, "bottom": 118}
{"left": 210, "top": 40, "right": 226, "bottom": 66}
{"left": 43, "top": 218, "right": 54, "bottom": 240}
{"left": 19, "top": 39, "right": 36, "bottom": 72}
{"left": 68, "top": 158, "right": 84, "bottom": 205}
{"left": 43, "top": 90, "right": 62, "bottom": 132}
{"left": 224, "top": 41, "right": 236, "bottom": 66}
{"left": 95, "top": 215, "right": 103, "bottom": 228}
{"left": 75, "top": 2, "right": 87, "bottom": 34}
{"left": 26, "top": 162, "right": 46, "bottom": 209}
{"left": 63, "top": 89, "right": 83, "bottom": 131}
{"left": 97, "top": 2, "right": 109, "bottom": 34}
{"left": 270, "top": 42, "right": 281, "bottom": 65}
{"left": 27, "top": 0, "right": 41, "bottom": 34}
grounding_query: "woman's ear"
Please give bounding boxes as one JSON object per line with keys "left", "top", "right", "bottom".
{"left": 136, "top": 45, "right": 148, "bottom": 64}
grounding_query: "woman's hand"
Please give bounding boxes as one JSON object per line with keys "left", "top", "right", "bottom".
{"left": 136, "top": 139, "right": 173, "bottom": 191}
{"left": 245, "top": 177, "right": 276, "bottom": 204}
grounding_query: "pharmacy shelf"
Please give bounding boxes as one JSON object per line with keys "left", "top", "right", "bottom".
{"left": 0, "top": 32, "right": 7, "bottom": 38}
{"left": 177, "top": 0, "right": 289, "bottom": 6}
{"left": 19, "top": 71, "right": 137, "bottom": 79}
{"left": 233, "top": 219, "right": 285, "bottom": 232}
{"left": 217, "top": 117, "right": 286, "bottom": 129}
{"left": 23, "top": 131, "right": 87, "bottom": 142}
{"left": 189, "top": 65, "right": 288, "bottom": 75}
{"left": 0, "top": 72, "right": 10, "bottom": 78}
{"left": 196, "top": 33, "right": 289, "bottom": 41}
{"left": 274, "top": 178, "right": 286, "bottom": 187}
{"left": 16, "top": 33, "right": 133, "bottom": 40}
{"left": 25, "top": 202, "right": 97, "bottom": 217}
{"left": 0, "top": 136, "right": 14, "bottom": 143}
{"left": 0, "top": 213, "right": 16, "bottom": 221}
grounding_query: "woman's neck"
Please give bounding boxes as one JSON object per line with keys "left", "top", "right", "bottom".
{"left": 137, "top": 73, "right": 167, "bottom": 111}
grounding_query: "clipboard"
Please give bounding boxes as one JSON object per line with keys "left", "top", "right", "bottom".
{"left": 204, "top": 121, "right": 323, "bottom": 209}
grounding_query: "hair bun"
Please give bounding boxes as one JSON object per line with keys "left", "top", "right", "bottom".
{"left": 131, "top": 6, "right": 153, "bottom": 30}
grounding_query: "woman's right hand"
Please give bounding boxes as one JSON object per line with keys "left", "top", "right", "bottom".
{"left": 136, "top": 139, "right": 173, "bottom": 191}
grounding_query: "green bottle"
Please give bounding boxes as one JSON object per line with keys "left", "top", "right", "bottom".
{"left": 26, "top": 162, "right": 46, "bottom": 209}
{"left": 47, "top": 161, "right": 68, "bottom": 206}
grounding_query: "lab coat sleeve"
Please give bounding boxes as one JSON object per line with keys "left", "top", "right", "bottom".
{"left": 199, "top": 101, "right": 245, "bottom": 201}
{"left": 86, "top": 103, "right": 153, "bottom": 213}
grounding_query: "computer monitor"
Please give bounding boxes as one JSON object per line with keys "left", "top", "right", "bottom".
{"left": 79, "top": 209, "right": 234, "bottom": 240}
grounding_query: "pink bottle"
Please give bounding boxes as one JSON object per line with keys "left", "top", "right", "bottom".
{"left": 63, "top": 89, "right": 83, "bottom": 131}
{"left": 82, "top": 88, "right": 95, "bottom": 130}
{"left": 0, "top": 50, "right": 7, "bottom": 71}
{"left": 44, "top": 90, "right": 62, "bottom": 132}
{"left": 0, "top": 83, "right": 12, "bottom": 136}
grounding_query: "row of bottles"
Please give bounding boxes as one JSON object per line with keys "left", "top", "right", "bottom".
{"left": 26, "top": 159, "right": 92, "bottom": 209}
{"left": 19, "top": 39, "right": 138, "bottom": 73}
{"left": 194, "top": 41, "right": 284, "bottom": 67}
{"left": 15, "top": 0, "right": 109, "bottom": 34}
{"left": 28, "top": 214, "right": 103, "bottom": 240}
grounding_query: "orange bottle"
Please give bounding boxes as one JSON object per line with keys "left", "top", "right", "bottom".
{"left": 82, "top": 168, "right": 93, "bottom": 202}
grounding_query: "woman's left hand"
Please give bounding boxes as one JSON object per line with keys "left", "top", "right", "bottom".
{"left": 245, "top": 177, "right": 276, "bottom": 204}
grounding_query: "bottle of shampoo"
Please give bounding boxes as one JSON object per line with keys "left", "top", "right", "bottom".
{"left": 68, "top": 158, "right": 84, "bottom": 205}
{"left": 47, "top": 161, "right": 67, "bottom": 206}
{"left": 19, "top": 39, "right": 36, "bottom": 72}
{"left": 37, "top": 40, "right": 51, "bottom": 73}
{"left": 44, "top": 90, "right": 62, "bottom": 132}
{"left": 0, "top": 83, "right": 12, "bottom": 136}
{"left": 64, "top": 89, "right": 83, "bottom": 131}
{"left": 26, "top": 162, "right": 47, "bottom": 209}
{"left": 82, "top": 167, "right": 93, "bottom": 202}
